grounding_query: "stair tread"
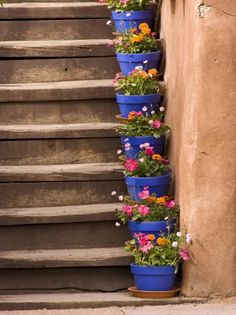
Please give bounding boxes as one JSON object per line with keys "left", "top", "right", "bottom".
{"left": 0, "top": 202, "right": 120, "bottom": 225}
{"left": 0, "top": 247, "right": 131, "bottom": 268}
{"left": 0, "top": 122, "right": 119, "bottom": 139}
{"left": 0, "top": 3, "right": 110, "bottom": 19}
{"left": 0, "top": 39, "right": 114, "bottom": 57}
{"left": 0, "top": 162, "right": 124, "bottom": 182}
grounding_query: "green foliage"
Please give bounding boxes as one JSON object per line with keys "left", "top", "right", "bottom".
{"left": 100, "top": 0, "right": 152, "bottom": 11}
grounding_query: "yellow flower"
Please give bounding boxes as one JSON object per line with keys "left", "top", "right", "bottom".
{"left": 130, "top": 28, "right": 137, "bottom": 34}
{"left": 147, "top": 196, "right": 156, "bottom": 203}
{"left": 139, "top": 23, "right": 151, "bottom": 35}
{"left": 130, "top": 33, "right": 143, "bottom": 44}
{"left": 148, "top": 69, "right": 158, "bottom": 76}
{"left": 147, "top": 234, "right": 155, "bottom": 241}
{"left": 152, "top": 154, "right": 162, "bottom": 160}
{"left": 157, "top": 237, "right": 170, "bottom": 246}
{"left": 156, "top": 197, "right": 166, "bottom": 204}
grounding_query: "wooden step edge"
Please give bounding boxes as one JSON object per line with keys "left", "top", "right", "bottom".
{"left": 0, "top": 122, "right": 119, "bottom": 139}
{"left": 0, "top": 202, "right": 121, "bottom": 226}
{"left": 0, "top": 162, "right": 124, "bottom": 182}
{"left": 0, "top": 39, "right": 115, "bottom": 58}
{"left": 0, "top": 3, "right": 111, "bottom": 20}
{"left": 0, "top": 292, "right": 208, "bottom": 310}
{"left": 0, "top": 247, "right": 132, "bottom": 269}
{"left": 0, "top": 79, "right": 115, "bottom": 102}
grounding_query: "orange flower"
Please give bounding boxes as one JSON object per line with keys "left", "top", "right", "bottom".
{"left": 156, "top": 197, "right": 166, "bottom": 204}
{"left": 128, "top": 111, "right": 136, "bottom": 120}
{"left": 141, "top": 70, "right": 148, "bottom": 79}
{"left": 139, "top": 23, "right": 151, "bottom": 35}
{"left": 157, "top": 237, "right": 170, "bottom": 246}
{"left": 130, "top": 33, "right": 143, "bottom": 44}
{"left": 147, "top": 196, "right": 157, "bottom": 203}
{"left": 148, "top": 69, "right": 158, "bottom": 76}
{"left": 130, "top": 28, "right": 137, "bottom": 34}
{"left": 152, "top": 154, "right": 162, "bottom": 160}
{"left": 147, "top": 234, "right": 155, "bottom": 241}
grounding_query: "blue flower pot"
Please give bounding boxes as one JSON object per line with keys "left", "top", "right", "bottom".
{"left": 128, "top": 219, "right": 176, "bottom": 238}
{"left": 116, "top": 51, "right": 161, "bottom": 75}
{"left": 125, "top": 173, "right": 171, "bottom": 201}
{"left": 131, "top": 264, "right": 176, "bottom": 291}
{"left": 112, "top": 10, "right": 154, "bottom": 33}
{"left": 116, "top": 93, "right": 161, "bottom": 118}
{"left": 121, "top": 135, "right": 166, "bottom": 159}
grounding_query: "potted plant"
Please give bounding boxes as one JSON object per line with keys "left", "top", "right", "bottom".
{"left": 113, "top": 67, "right": 162, "bottom": 117}
{"left": 99, "top": 0, "right": 155, "bottom": 33}
{"left": 125, "top": 231, "right": 192, "bottom": 291}
{"left": 116, "top": 110, "right": 170, "bottom": 159}
{"left": 112, "top": 24, "right": 161, "bottom": 75}
{"left": 124, "top": 146, "right": 171, "bottom": 200}
{"left": 115, "top": 188, "right": 179, "bottom": 238}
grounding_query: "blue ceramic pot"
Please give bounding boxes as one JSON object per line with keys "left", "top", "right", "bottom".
{"left": 125, "top": 173, "right": 171, "bottom": 201}
{"left": 116, "top": 51, "right": 161, "bottom": 75}
{"left": 128, "top": 219, "right": 175, "bottom": 238}
{"left": 131, "top": 264, "right": 176, "bottom": 291}
{"left": 116, "top": 93, "right": 161, "bottom": 118}
{"left": 121, "top": 135, "right": 166, "bottom": 159}
{"left": 112, "top": 10, "right": 154, "bottom": 33}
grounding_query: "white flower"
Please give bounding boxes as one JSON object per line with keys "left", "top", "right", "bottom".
{"left": 140, "top": 144, "right": 144, "bottom": 149}
{"left": 123, "top": 170, "right": 126, "bottom": 174}
{"left": 164, "top": 216, "right": 169, "bottom": 220}
{"left": 124, "top": 138, "right": 129, "bottom": 142}
{"left": 148, "top": 120, "right": 153, "bottom": 125}
{"left": 118, "top": 195, "right": 124, "bottom": 201}
{"left": 126, "top": 12, "right": 131, "bottom": 17}
{"left": 135, "top": 65, "right": 143, "bottom": 70}
{"left": 186, "top": 233, "right": 192, "bottom": 243}
{"left": 115, "top": 222, "right": 121, "bottom": 227}
{"left": 106, "top": 20, "right": 112, "bottom": 26}
{"left": 143, "top": 60, "right": 148, "bottom": 64}
{"left": 116, "top": 149, "right": 122, "bottom": 155}
{"left": 131, "top": 83, "right": 136, "bottom": 86}
{"left": 125, "top": 143, "right": 131, "bottom": 151}
{"left": 111, "top": 191, "right": 117, "bottom": 196}
{"left": 176, "top": 232, "right": 182, "bottom": 237}
{"left": 143, "top": 142, "right": 150, "bottom": 148}
{"left": 151, "top": 110, "right": 155, "bottom": 114}
{"left": 139, "top": 158, "right": 145, "bottom": 163}
{"left": 159, "top": 106, "right": 165, "bottom": 112}
{"left": 142, "top": 106, "right": 148, "bottom": 112}
{"left": 172, "top": 241, "right": 178, "bottom": 248}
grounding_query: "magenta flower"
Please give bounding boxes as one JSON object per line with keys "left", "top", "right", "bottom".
{"left": 162, "top": 159, "right": 169, "bottom": 165}
{"left": 180, "top": 248, "right": 191, "bottom": 261}
{"left": 138, "top": 205, "right": 150, "bottom": 216}
{"left": 152, "top": 120, "right": 161, "bottom": 129}
{"left": 140, "top": 241, "right": 153, "bottom": 253}
{"left": 124, "top": 159, "right": 139, "bottom": 172}
{"left": 121, "top": 205, "right": 133, "bottom": 216}
{"left": 145, "top": 146, "right": 154, "bottom": 156}
{"left": 138, "top": 188, "right": 150, "bottom": 199}
{"left": 165, "top": 200, "right": 176, "bottom": 208}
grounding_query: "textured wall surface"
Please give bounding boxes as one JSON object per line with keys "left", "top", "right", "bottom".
{"left": 160, "top": 0, "right": 236, "bottom": 297}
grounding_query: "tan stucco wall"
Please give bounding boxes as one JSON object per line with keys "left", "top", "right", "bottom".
{"left": 160, "top": 0, "right": 236, "bottom": 297}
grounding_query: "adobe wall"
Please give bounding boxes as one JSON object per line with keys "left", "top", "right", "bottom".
{"left": 160, "top": 0, "right": 236, "bottom": 296}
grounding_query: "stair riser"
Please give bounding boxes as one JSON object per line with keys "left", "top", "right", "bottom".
{"left": 0, "top": 57, "right": 118, "bottom": 84}
{"left": 0, "top": 138, "right": 121, "bottom": 165}
{"left": 1, "top": 20, "right": 112, "bottom": 41}
{"left": 0, "top": 100, "right": 118, "bottom": 124}
{"left": 0, "top": 221, "right": 129, "bottom": 250}
{"left": 0, "top": 267, "right": 133, "bottom": 292}
{"left": 0, "top": 181, "right": 126, "bottom": 208}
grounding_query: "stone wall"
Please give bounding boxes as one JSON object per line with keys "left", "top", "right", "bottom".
{"left": 160, "top": 0, "right": 236, "bottom": 297}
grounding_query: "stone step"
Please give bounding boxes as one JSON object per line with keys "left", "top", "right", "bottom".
{"left": 0, "top": 292, "right": 206, "bottom": 310}
{"left": 0, "top": 3, "right": 110, "bottom": 19}
{"left": 0, "top": 247, "right": 131, "bottom": 268}
{"left": 0, "top": 202, "right": 121, "bottom": 225}
{"left": 0, "top": 56, "right": 119, "bottom": 84}
{"left": 0, "top": 39, "right": 114, "bottom": 58}
{"left": 0, "top": 99, "right": 118, "bottom": 125}
{"left": 0, "top": 80, "right": 114, "bottom": 102}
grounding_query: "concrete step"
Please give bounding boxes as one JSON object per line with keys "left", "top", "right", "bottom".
{"left": 0, "top": 80, "right": 115, "bottom": 102}
{"left": 0, "top": 3, "right": 110, "bottom": 19}
{"left": 0, "top": 99, "right": 118, "bottom": 125}
{"left": 0, "top": 39, "right": 115, "bottom": 58}
{"left": 0, "top": 292, "right": 207, "bottom": 310}
{"left": 0, "top": 247, "right": 131, "bottom": 268}
{"left": 0, "top": 57, "right": 119, "bottom": 84}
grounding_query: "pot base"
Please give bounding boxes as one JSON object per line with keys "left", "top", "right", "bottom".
{"left": 115, "top": 114, "right": 129, "bottom": 124}
{"left": 128, "top": 286, "right": 180, "bottom": 299}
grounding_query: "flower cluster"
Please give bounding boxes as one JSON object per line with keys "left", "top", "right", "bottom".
{"left": 113, "top": 23, "right": 158, "bottom": 53}
{"left": 115, "top": 187, "right": 179, "bottom": 224}
{"left": 125, "top": 231, "right": 192, "bottom": 269}
{"left": 114, "top": 66, "right": 161, "bottom": 95}
{"left": 123, "top": 145, "right": 170, "bottom": 177}
{"left": 98, "top": 0, "right": 151, "bottom": 11}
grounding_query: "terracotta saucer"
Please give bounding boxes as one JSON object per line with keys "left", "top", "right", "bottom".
{"left": 115, "top": 114, "right": 129, "bottom": 124}
{"left": 128, "top": 286, "right": 180, "bottom": 299}
{"left": 118, "top": 155, "right": 126, "bottom": 162}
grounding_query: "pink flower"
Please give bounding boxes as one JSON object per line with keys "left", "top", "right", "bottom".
{"left": 124, "top": 159, "right": 139, "bottom": 172}
{"left": 138, "top": 187, "right": 150, "bottom": 199}
{"left": 121, "top": 205, "right": 133, "bottom": 216}
{"left": 145, "top": 146, "right": 154, "bottom": 156}
{"left": 138, "top": 205, "right": 150, "bottom": 216}
{"left": 140, "top": 241, "right": 153, "bottom": 253}
{"left": 121, "top": 0, "right": 128, "bottom": 4}
{"left": 136, "top": 111, "right": 142, "bottom": 117}
{"left": 162, "top": 159, "right": 169, "bottom": 165}
{"left": 180, "top": 248, "right": 191, "bottom": 261}
{"left": 152, "top": 120, "right": 161, "bottom": 129}
{"left": 165, "top": 200, "right": 176, "bottom": 208}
